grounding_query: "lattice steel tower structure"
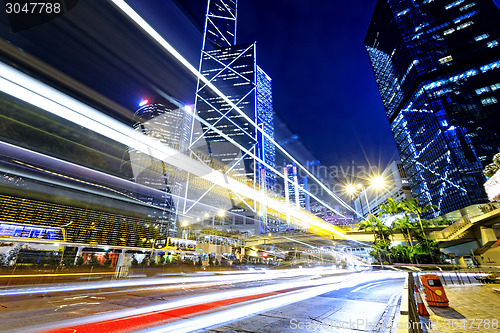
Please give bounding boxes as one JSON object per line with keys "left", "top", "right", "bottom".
{"left": 192, "top": 0, "right": 276, "bottom": 228}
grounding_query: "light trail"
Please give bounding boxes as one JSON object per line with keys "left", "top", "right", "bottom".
{"left": 0, "top": 60, "right": 354, "bottom": 240}
{"left": 108, "top": 0, "right": 360, "bottom": 219}
{"left": 0, "top": 267, "right": 341, "bottom": 297}
{"left": 135, "top": 273, "right": 405, "bottom": 333}
{"left": 0, "top": 271, "right": 114, "bottom": 279}
{"left": 31, "top": 271, "right": 405, "bottom": 333}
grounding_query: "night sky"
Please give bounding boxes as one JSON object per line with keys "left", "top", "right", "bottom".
{"left": 237, "top": 0, "right": 399, "bottom": 171}
{"left": 168, "top": 0, "right": 400, "bottom": 172}
{"left": 130, "top": 0, "right": 499, "bottom": 173}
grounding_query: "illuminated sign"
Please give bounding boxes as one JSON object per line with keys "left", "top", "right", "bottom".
{"left": 0, "top": 222, "right": 64, "bottom": 241}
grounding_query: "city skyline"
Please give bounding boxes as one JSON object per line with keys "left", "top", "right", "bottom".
{"left": 128, "top": 0, "right": 402, "bottom": 170}
{"left": 0, "top": 2, "right": 499, "bottom": 330}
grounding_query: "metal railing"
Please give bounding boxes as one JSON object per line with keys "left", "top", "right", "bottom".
{"left": 417, "top": 270, "right": 495, "bottom": 286}
{"left": 429, "top": 215, "right": 472, "bottom": 241}
{"left": 407, "top": 272, "right": 423, "bottom": 333}
{"left": 429, "top": 203, "right": 500, "bottom": 241}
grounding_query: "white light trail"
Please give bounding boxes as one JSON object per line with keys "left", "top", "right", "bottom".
{"left": 0, "top": 60, "right": 351, "bottom": 239}
{"left": 27, "top": 269, "right": 364, "bottom": 332}
{"left": 138, "top": 272, "right": 405, "bottom": 333}
{"left": 0, "top": 267, "right": 339, "bottom": 297}
{"left": 108, "top": 0, "right": 360, "bottom": 218}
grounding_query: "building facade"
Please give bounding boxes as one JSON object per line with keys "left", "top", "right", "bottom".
{"left": 365, "top": 0, "right": 500, "bottom": 217}
{"left": 310, "top": 202, "right": 356, "bottom": 226}
{"left": 192, "top": 0, "right": 276, "bottom": 233}
{"left": 283, "top": 163, "right": 310, "bottom": 211}
{"left": 129, "top": 99, "right": 194, "bottom": 237}
{"left": 194, "top": 0, "right": 276, "bottom": 187}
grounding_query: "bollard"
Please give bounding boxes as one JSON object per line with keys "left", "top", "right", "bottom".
{"left": 414, "top": 284, "right": 429, "bottom": 316}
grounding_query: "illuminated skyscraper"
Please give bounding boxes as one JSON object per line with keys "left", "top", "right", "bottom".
{"left": 284, "top": 163, "right": 310, "bottom": 211}
{"left": 193, "top": 0, "right": 276, "bottom": 190}
{"left": 129, "top": 99, "right": 193, "bottom": 237}
{"left": 365, "top": 0, "right": 500, "bottom": 217}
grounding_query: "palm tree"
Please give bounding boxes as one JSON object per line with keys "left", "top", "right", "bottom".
{"left": 395, "top": 215, "right": 414, "bottom": 248}
{"left": 401, "top": 198, "right": 437, "bottom": 263}
{"left": 379, "top": 197, "right": 404, "bottom": 216}
{"left": 401, "top": 198, "right": 436, "bottom": 238}
{"left": 391, "top": 244, "right": 409, "bottom": 263}
{"left": 359, "top": 215, "right": 378, "bottom": 240}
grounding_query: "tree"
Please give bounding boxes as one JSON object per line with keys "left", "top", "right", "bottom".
{"left": 75, "top": 256, "right": 84, "bottom": 266}
{"left": 103, "top": 253, "right": 112, "bottom": 267}
{"left": 87, "top": 253, "right": 101, "bottom": 266}
{"left": 379, "top": 197, "right": 404, "bottom": 216}
{"left": 360, "top": 214, "right": 387, "bottom": 242}
{"left": 394, "top": 215, "right": 414, "bottom": 248}
{"left": 131, "top": 257, "right": 139, "bottom": 266}
{"left": 402, "top": 198, "right": 438, "bottom": 263}
{"left": 391, "top": 244, "right": 408, "bottom": 263}
{"left": 358, "top": 217, "right": 377, "bottom": 237}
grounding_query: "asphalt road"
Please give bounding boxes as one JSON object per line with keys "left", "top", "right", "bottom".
{"left": 0, "top": 268, "right": 405, "bottom": 333}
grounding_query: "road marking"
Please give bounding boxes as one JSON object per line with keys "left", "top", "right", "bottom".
{"left": 351, "top": 281, "right": 385, "bottom": 292}
{"left": 38, "top": 288, "right": 301, "bottom": 333}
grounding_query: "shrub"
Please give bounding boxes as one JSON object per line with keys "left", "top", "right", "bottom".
{"left": 484, "top": 163, "right": 499, "bottom": 178}
{"left": 493, "top": 152, "right": 500, "bottom": 166}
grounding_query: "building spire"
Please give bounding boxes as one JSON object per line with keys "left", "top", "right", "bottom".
{"left": 202, "top": 0, "right": 237, "bottom": 50}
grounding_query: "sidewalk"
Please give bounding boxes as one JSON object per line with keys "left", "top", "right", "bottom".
{"left": 421, "top": 284, "right": 500, "bottom": 332}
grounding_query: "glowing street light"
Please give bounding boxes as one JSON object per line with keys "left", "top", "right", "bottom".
{"left": 345, "top": 176, "right": 386, "bottom": 217}
{"left": 346, "top": 185, "right": 357, "bottom": 195}
{"left": 371, "top": 176, "right": 385, "bottom": 190}
{"left": 217, "top": 210, "right": 225, "bottom": 217}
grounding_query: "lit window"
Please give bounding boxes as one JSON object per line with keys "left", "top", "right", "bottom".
{"left": 456, "top": 21, "right": 473, "bottom": 30}
{"left": 397, "top": 8, "right": 410, "bottom": 16}
{"left": 481, "top": 97, "right": 498, "bottom": 106}
{"left": 439, "top": 55, "right": 453, "bottom": 64}
{"left": 445, "top": 0, "right": 464, "bottom": 10}
{"left": 475, "top": 86, "right": 491, "bottom": 95}
{"left": 443, "top": 28, "right": 455, "bottom": 35}
{"left": 453, "top": 10, "right": 479, "bottom": 24}
{"left": 474, "top": 34, "right": 489, "bottom": 41}
{"left": 459, "top": 2, "right": 476, "bottom": 11}
{"left": 480, "top": 60, "right": 500, "bottom": 72}
{"left": 487, "top": 40, "right": 499, "bottom": 48}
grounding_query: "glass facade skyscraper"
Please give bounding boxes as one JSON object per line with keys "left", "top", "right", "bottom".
{"left": 194, "top": 0, "right": 276, "bottom": 195}
{"left": 129, "top": 99, "right": 194, "bottom": 237}
{"left": 365, "top": 0, "right": 500, "bottom": 217}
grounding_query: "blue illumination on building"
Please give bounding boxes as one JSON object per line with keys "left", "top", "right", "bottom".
{"left": 194, "top": 0, "right": 276, "bottom": 189}
{"left": 366, "top": 0, "right": 500, "bottom": 217}
{"left": 0, "top": 222, "right": 63, "bottom": 240}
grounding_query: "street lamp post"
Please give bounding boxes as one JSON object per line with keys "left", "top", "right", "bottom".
{"left": 358, "top": 184, "right": 372, "bottom": 218}
{"left": 346, "top": 176, "right": 387, "bottom": 266}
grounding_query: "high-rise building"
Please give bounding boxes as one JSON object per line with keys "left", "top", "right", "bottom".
{"left": 310, "top": 202, "right": 356, "bottom": 226}
{"left": 129, "top": 99, "right": 193, "bottom": 237}
{"left": 283, "top": 163, "right": 310, "bottom": 211}
{"left": 193, "top": 0, "right": 276, "bottom": 189}
{"left": 365, "top": 0, "right": 500, "bottom": 217}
